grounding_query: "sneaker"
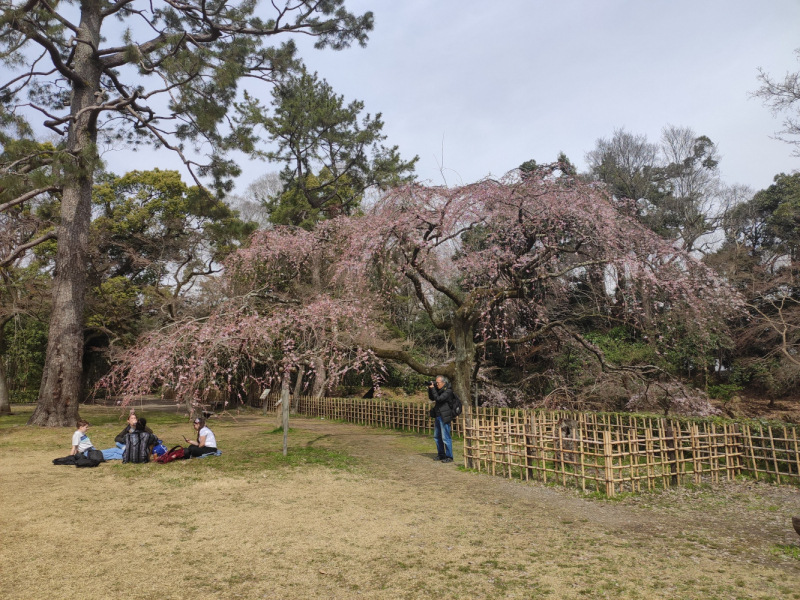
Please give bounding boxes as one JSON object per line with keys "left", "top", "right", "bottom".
{"left": 442, "top": 457, "right": 454, "bottom": 463}
{"left": 434, "top": 456, "right": 443, "bottom": 461}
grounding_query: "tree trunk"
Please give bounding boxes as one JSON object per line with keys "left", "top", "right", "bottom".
{"left": 292, "top": 364, "right": 305, "bottom": 412}
{"left": 311, "top": 357, "right": 326, "bottom": 399}
{"left": 28, "top": 6, "right": 102, "bottom": 426}
{"left": 0, "top": 353, "right": 11, "bottom": 417}
{"left": 451, "top": 316, "right": 476, "bottom": 467}
{"left": 450, "top": 317, "right": 474, "bottom": 403}
{"left": 281, "top": 371, "right": 290, "bottom": 456}
{"left": 0, "top": 321, "right": 11, "bottom": 416}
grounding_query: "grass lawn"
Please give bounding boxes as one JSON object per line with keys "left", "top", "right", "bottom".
{"left": 2, "top": 405, "right": 800, "bottom": 599}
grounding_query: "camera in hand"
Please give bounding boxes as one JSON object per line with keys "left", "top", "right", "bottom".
{"left": 426, "top": 381, "right": 435, "bottom": 387}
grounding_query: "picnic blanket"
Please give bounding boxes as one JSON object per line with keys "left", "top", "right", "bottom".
{"left": 192, "top": 450, "right": 223, "bottom": 459}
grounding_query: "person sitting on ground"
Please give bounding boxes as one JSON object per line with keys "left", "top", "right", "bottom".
{"left": 122, "top": 419, "right": 159, "bottom": 464}
{"left": 184, "top": 417, "right": 218, "bottom": 458}
{"left": 101, "top": 413, "right": 157, "bottom": 460}
{"left": 115, "top": 412, "right": 153, "bottom": 444}
{"left": 71, "top": 419, "right": 95, "bottom": 456}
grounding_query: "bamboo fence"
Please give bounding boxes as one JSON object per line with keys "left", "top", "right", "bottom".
{"left": 463, "top": 407, "right": 800, "bottom": 495}
{"left": 253, "top": 393, "right": 464, "bottom": 436}
{"left": 249, "top": 393, "right": 799, "bottom": 496}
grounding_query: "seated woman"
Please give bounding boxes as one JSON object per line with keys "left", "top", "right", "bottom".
{"left": 184, "top": 417, "right": 218, "bottom": 458}
{"left": 101, "top": 412, "right": 139, "bottom": 460}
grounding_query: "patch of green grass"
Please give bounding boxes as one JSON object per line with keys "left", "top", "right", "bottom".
{"left": 266, "top": 427, "right": 297, "bottom": 434}
{"left": 771, "top": 544, "right": 800, "bottom": 560}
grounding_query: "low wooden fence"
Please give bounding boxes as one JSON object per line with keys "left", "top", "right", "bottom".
{"left": 249, "top": 393, "right": 799, "bottom": 496}
{"left": 253, "top": 394, "right": 464, "bottom": 436}
{"left": 463, "top": 408, "right": 800, "bottom": 496}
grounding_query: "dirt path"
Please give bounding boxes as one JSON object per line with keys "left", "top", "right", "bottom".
{"left": 2, "top": 409, "right": 800, "bottom": 599}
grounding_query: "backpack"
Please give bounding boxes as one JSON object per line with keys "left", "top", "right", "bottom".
{"left": 152, "top": 440, "right": 168, "bottom": 457}
{"left": 123, "top": 431, "right": 156, "bottom": 463}
{"left": 75, "top": 454, "right": 102, "bottom": 468}
{"left": 155, "top": 446, "right": 185, "bottom": 464}
{"left": 53, "top": 455, "right": 78, "bottom": 466}
{"left": 86, "top": 449, "right": 106, "bottom": 463}
{"left": 449, "top": 394, "right": 463, "bottom": 418}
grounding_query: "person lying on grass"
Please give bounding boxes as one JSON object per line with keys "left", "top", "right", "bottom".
{"left": 183, "top": 417, "right": 218, "bottom": 458}
{"left": 70, "top": 419, "right": 95, "bottom": 456}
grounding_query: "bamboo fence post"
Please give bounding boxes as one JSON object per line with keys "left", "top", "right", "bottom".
{"left": 558, "top": 424, "right": 566, "bottom": 486}
{"left": 603, "top": 430, "right": 614, "bottom": 497}
{"left": 524, "top": 411, "right": 533, "bottom": 481}
{"left": 663, "top": 421, "right": 677, "bottom": 487}
{"left": 578, "top": 425, "right": 587, "bottom": 492}
{"left": 505, "top": 416, "right": 512, "bottom": 479}
{"left": 490, "top": 416, "right": 496, "bottom": 477}
{"left": 793, "top": 427, "right": 800, "bottom": 479}
{"left": 744, "top": 425, "right": 758, "bottom": 480}
{"left": 768, "top": 426, "right": 780, "bottom": 483}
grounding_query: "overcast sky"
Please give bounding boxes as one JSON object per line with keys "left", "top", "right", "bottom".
{"left": 101, "top": 0, "right": 800, "bottom": 194}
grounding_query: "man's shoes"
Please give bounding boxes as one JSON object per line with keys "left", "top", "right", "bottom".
{"left": 442, "top": 457, "right": 453, "bottom": 463}
{"left": 434, "top": 456, "right": 443, "bottom": 461}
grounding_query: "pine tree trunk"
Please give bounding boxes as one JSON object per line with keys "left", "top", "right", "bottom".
{"left": 27, "top": 7, "right": 102, "bottom": 426}
{"left": 0, "top": 353, "right": 11, "bottom": 416}
{"left": 0, "top": 320, "right": 11, "bottom": 416}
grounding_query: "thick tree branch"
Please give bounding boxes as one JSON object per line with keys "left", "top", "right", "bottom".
{"left": 10, "top": 22, "right": 84, "bottom": 85}
{"left": 370, "top": 347, "right": 454, "bottom": 379}
{"left": 405, "top": 270, "right": 452, "bottom": 330}
{"left": 0, "top": 185, "right": 59, "bottom": 213}
{"left": 0, "top": 230, "right": 56, "bottom": 267}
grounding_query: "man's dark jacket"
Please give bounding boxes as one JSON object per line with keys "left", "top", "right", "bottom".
{"left": 428, "top": 383, "right": 455, "bottom": 424}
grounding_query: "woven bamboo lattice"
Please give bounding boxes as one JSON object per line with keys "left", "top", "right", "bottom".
{"left": 463, "top": 407, "right": 800, "bottom": 495}
{"left": 249, "top": 393, "right": 799, "bottom": 495}
{"left": 254, "top": 394, "right": 464, "bottom": 436}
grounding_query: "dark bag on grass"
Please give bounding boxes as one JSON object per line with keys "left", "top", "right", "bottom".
{"left": 155, "top": 445, "right": 185, "bottom": 464}
{"left": 53, "top": 455, "right": 78, "bottom": 466}
{"left": 75, "top": 454, "right": 102, "bottom": 468}
{"left": 86, "top": 449, "right": 105, "bottom": 463}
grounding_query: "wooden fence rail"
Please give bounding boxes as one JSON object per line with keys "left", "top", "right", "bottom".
{"left": 249, "top": 394, "right": 799, "bottom": 496}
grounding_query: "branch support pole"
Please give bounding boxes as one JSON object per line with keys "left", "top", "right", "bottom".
{"left": 282, "top": 371, "right": 290, "bottom": 456}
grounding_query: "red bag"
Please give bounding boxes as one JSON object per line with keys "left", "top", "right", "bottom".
{"left": 155, "top": 445, "right": 185, "bottom": 464}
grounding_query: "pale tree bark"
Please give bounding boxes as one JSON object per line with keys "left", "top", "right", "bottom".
{"left": 27, "top": 7, "right": 102, "bottom": 426}
{"left": 311, "top": 357, "right": 327, "bottom": 399}
{"left": 291, "top": 363, "right": 305, "bottom": 412}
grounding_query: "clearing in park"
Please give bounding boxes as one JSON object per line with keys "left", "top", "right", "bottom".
{"left": 2, "top": 405, "right": 800, "bottom": 600}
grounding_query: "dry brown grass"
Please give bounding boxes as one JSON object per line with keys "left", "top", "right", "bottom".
{"left": 2, "top": 405, "right": 800, "bottom": 599}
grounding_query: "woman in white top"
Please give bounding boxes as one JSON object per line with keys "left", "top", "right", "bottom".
{"left": 185, "top": 417, "right": 218, "bottom": 458}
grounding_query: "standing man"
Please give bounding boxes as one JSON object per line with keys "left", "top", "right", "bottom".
{"left": 428, "top": 375, "right": 455, "bottom": 463}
